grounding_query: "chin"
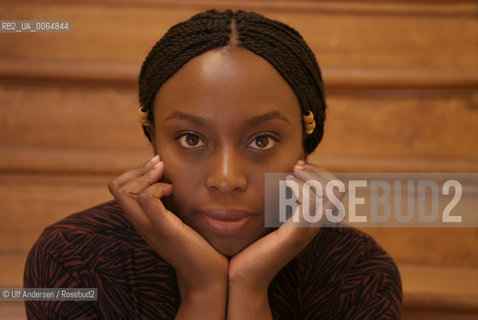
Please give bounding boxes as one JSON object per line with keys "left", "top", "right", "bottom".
{"left": 210, "top": 238, "right": 250, "bottom": 257}
{"left": 208, "top": 230, "right": 270, "bottom": 257}
{"left": 214, "top": 245, "right": 247, "bottom": 257}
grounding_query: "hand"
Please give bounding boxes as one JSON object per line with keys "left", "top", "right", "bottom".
{"left": 108, "top": 155, "right": 228, "bottom": 318}
{"left": 227, "top": 161, "right": 345, "bottom": 319}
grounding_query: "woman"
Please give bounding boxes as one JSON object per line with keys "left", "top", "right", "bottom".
{"left": 24, "top": 9, "right": 402, "bottom": 319}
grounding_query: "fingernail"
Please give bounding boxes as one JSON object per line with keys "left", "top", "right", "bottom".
{"left": 150, "top": 155, "right": 159, "bottom": 163}
{"left": 153, "top": 161, "right": 162, "bottom": 169}
{"left": 295, "top": 164, "right": 304, "bottom": 171}
{"left": 297, "top": 160, "right": 305, "bottom": 165}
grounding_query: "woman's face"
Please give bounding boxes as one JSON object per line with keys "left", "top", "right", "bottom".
{"left": 150, "top": 47, "right": 304, "bottom": 256}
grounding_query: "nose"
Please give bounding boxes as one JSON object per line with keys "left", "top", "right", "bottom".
{"left": 206, "top": 147, "right": 247, "bottom": 194}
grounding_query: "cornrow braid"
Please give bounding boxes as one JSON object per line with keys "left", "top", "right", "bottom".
{"left": 139, "top": 9, "right": 326, "bottom": 154}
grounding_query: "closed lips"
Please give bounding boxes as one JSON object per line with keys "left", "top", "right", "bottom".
{"left": 196, "top": 209, "right": 256, "bottom": 220}
{"left": 197, "top": 209, "right": 257, "bottom": 235}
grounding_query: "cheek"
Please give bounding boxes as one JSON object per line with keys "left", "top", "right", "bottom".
{"left": 162, "top": 158, "right": 191, "bottom": 188}
{"left": 154, "top": 141, "right": 182, "bottom": 182}
{"left": 267, "top": 150, "right": 302, "bottom": 173}
{"left": 161, "top": 163, "right": 199, "bottom": 215}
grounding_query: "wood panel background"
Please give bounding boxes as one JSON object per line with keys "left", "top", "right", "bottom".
{"left": 1, "top": 0, "right": 477, "bottom": 319}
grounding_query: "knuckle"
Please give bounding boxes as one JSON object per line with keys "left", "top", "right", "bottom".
{"left": 136, "top": 165, "right": 148, "bottom": 175}
{"left": 136, "top": 189, "right": 153, "bottom": 206}
{"left": 107, "top": 182, "right": 114, "bottom": 194}
{"left": 116, "top": 186, "right": 134, "bottom": 200}
{"left": 139, "top": 172, "right": 157, "bottom": 186}
{"left": 108, "top": 178, "right": 118, "bottom": 193}
{"left": 138, "top": 174, "right": 153, "bottom": 185}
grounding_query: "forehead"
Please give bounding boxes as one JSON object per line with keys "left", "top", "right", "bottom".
{"left": 153, "top": 47, "right": 301, "bottom": 122}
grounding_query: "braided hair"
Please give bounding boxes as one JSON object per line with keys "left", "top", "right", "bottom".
{"left": 139, "top": 9, "right": 326, "bottom": 154}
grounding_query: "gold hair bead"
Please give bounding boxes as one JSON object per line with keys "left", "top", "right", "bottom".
{"left": 305, "top": 122, "right": 316, "bottom": 135}
{"left": 137, "top": 107, "right": 150, "bottom": 126}
{"left": 303, "top": 111, "right": 315, "bottom": 135}
{"left": 303, "top": 111, "right": 314, "bottom": 124}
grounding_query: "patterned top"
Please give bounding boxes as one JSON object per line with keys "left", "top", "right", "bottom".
{"left": 24, "top": 200, "right": 402, "bottom": 319}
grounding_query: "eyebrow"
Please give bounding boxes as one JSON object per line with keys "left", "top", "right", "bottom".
{"left": 164, "top": 110, "right": 291, "bottom": 126}
{"left": 246, "top": 111, "right": 291, "bottom": 126}
{"left": 164, "top": 111, "right": 212, "bottom": 126}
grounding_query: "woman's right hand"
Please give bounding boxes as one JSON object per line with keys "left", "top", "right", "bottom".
{"left": 108, "top": 155, "right": 228, "bottom": 318}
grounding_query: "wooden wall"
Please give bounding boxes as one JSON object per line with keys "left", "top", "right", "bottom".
{"left": 1, "top": 0, "right": 477, "bottom": 319}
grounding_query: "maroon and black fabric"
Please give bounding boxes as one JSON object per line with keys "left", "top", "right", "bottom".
{"left": 24, "top": 200, "right": 402, "bottom": 319}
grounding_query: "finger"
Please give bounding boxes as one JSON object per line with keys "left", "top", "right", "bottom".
{"left": 137, "top": 183, "right": 221, "bottom": 271}
{"left": 294, "top": 164, "right": 346, "bottom": 200}
{"left": 137, "top": 181, "right": 205, "bottom": 250}
{"left": 136, "top": 181, "right": 175, "bottom": 231}
{"left": 110, "top": 155, "right": 160, "bottom": 191}
{"left": 295, "top": 161, "right": 334, "bottom": 177}
{"left": 113, "top": 162, "right": 166, "bottom": 233}
{"left": 108, "top": 155, "right": 160, "bottom": 194}
{"left": 293, "top": 165, "right": 346, "bottom": 225}
{"left": 294, "top": 162, "right": 336, "bottom": 184}
{"left": 115, "top": 188, "right": 154, "bottom": 237}
{"left": 114, "top": 161, "right": 165, "bottom": 199}
{"left": 111, "top": 160, "right": 164, "bottom": 234}
{"left": 283, "top": 175, "right": 325, "bottom": 229}
{"left": 117, "top": 181, "right": 172, "bottom": 255}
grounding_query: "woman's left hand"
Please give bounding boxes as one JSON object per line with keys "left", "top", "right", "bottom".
{"left": 227, "top": 161, "right": 345, "bottom": 319}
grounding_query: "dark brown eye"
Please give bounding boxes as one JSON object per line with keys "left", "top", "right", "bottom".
{"left": 177, "top": 133, "right": 205, "bottom": 148}
{"left": 249, "top": 135, "right": 276, "bottom": 150}
{"left": 186, "top": 134, "right": 198, "bottom": 146}
{"left": 255, "top": 136, "right": 269, "bottom": 148}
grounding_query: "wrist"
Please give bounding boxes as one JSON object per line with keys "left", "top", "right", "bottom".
{"left": 228, "top": 279, "right": 269, "bottom": 300}
{"left": 227, "top": 282, "right": 272, "bottom": 320}
{"left": 176, "top": 266, "right": 228, "bottom": 298}
{"left": 228, "top": 267, "right": 271, "bottom": 295}
{"left": 185, "top": 280, "right": 227, "bottom": 299}
{"left": 177, "top": 282, "right": 227, "bottom": 319}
